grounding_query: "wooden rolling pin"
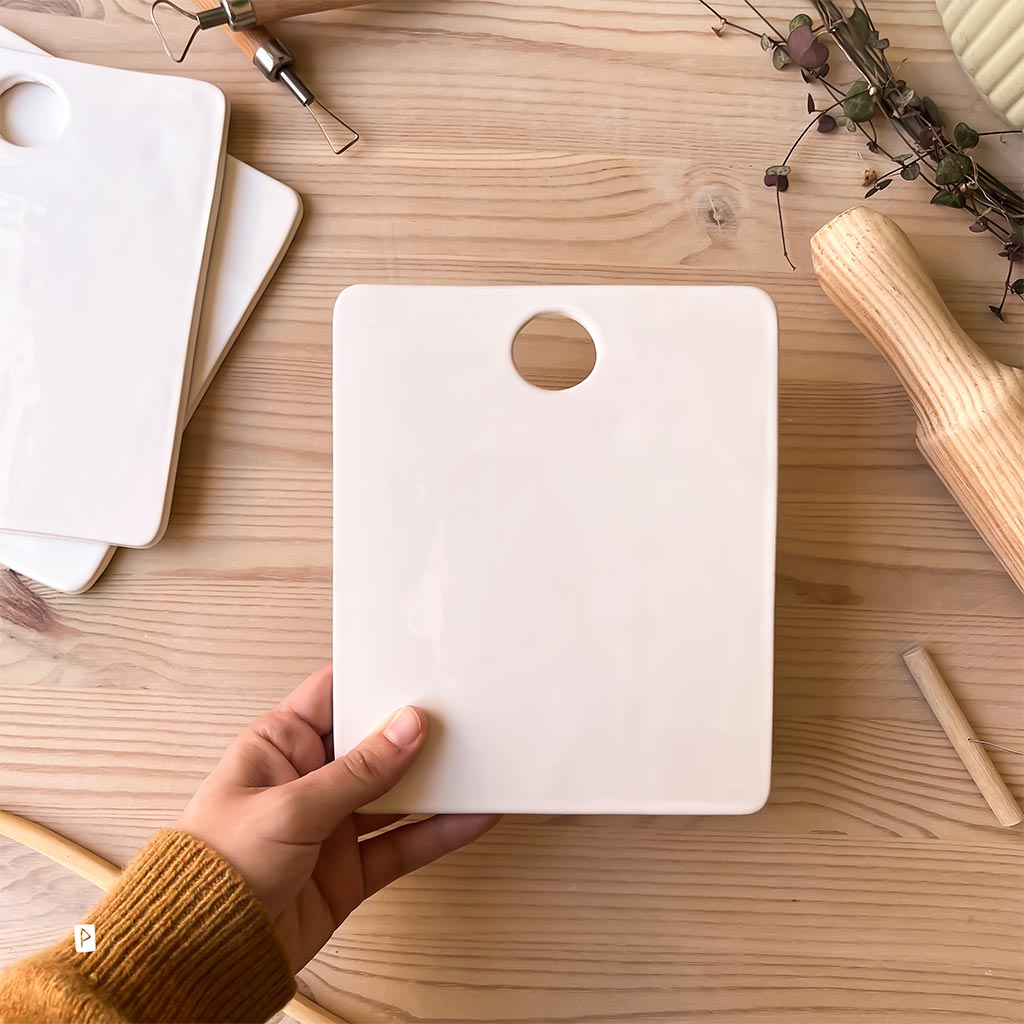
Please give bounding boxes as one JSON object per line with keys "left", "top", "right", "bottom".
{"left": 811, "top": 207, "right": 1024, "bottom": 591}
{"left": 0, "top": 811, "right": 348, "bottom": 1024}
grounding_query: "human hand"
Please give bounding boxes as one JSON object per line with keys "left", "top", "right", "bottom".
{"left": 177, "top": 665, "right": 499, "bottom": 971}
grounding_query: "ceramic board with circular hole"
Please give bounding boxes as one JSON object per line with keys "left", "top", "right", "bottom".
{"left": 332, "top": 285, "right": 777, "bottom": 814}
{"left": 0, "top": 28, "right": 302, "bottom": 593}
{"left": 0, "top": 48, "right": 227, "bottom": 547}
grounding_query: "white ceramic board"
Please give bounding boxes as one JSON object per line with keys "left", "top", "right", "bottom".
{"left": 0, "top": 47, "right": 227, "bottom": 547}
{"left": 333, "top": 285, "right": 777, "bottom": 814}
{"left": 0, "top": 23, "right": 303, "bottom": 594}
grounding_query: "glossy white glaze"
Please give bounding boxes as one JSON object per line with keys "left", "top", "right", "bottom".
{"left": 333, "top": 286, "right": 777, "bottom": 814}
{"left": 0, "top": 46, "right": 227, "bottom": 546}
{"left": 0, "top": 30, "right": 302, "bottom": 592}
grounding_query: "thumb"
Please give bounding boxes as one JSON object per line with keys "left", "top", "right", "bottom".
{"left": 289, "top": 706, "right": 427, "bottom": 837}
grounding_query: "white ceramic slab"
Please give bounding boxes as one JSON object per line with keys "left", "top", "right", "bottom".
{"left": 0, "top": 23, "right": 303, "bottom": 594}
{"left": 0, "top": 48, "right": 227, "bottom": 547}
{"left": 333, "top": 286, "right": 777, "bottom": 814}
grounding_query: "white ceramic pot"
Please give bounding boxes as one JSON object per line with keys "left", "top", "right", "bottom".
{"left": 935, "top": 0, "right": 1024, "bottom": 128}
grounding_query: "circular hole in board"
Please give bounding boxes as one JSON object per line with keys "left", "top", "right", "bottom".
{"left": 0, "top": 79, "right": 68, "bottom": 148}
{"left": 511, "top": 313, "right": 597, "bottom": 391}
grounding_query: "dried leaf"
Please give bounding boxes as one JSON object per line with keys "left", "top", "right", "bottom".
{"left": 847, "top": 7, "right": 871, "bottom": 48}
{"left": 843, "top": 80, "right": 876, "bottom": 123}
{"left": 922, "top": 95, "right": 943, "bottom": 126}
{"left": 787, "top": 24, "right": 829, "bottom": 69}
{"left": 1001, "top": 235, "right": 1024, "bottom": 261}
{"left": 936, "top": 153, "right": 972, "bottom": 184}
{"left": 789, "top": 13, "right": 813, "bottom": 30}
{"left": 954, "top": 121, "right": 980, "bottom": 150}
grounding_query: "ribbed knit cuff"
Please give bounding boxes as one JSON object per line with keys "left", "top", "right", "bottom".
{"left": 54, "top": 829, "right": 296, "bottom": 1023}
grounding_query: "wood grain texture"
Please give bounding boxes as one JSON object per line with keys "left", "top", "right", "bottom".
{"left": 0, "top": 1, "right": 1022, "bottom": 1022}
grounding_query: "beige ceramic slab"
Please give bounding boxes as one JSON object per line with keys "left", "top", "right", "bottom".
{"left": 0, "top": 48, "right": 227, "bottom": 547}
{"left": 936, "top": 0, "right": 1024, "bottom": 128}
{"left": 333, "top": 285, "right": 777, "bottom": 814}
{"left": 0, "top": 23, "right": 303, "bottom": 594}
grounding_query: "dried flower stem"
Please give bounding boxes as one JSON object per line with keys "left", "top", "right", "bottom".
{"left": 697, "top": 0, "right": 1024, "bottom": 315}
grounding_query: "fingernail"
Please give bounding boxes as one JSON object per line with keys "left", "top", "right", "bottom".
{"left": 383, "top": 706, "right": 422, "bottom": 747}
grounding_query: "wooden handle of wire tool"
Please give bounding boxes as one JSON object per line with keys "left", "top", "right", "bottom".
{"left": 812, "top": 207, "right": 1024, "bottom": 592}
{"left": 250, "top": 0, "right": 363, "bottom": 25}
{"left": 902, "top": 647, "right": 1023, "bottom": 828}
{"left": 195, "top": 0, "right": 270, "bottom": 62}
{"left": 0, "top": 809, "right": 350, "bottom": 1024}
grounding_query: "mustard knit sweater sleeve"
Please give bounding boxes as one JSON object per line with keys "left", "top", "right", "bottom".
{"left": 0, "top": 830, "right": 296, "bottom": 1024}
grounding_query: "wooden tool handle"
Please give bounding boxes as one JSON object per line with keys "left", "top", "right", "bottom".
{"left": 0, "top": 809, "right": 349, "bottom": 1024}
{"left": 250, "top": 0, "right": 363, "bottom": 25}
{"left": 195, "top": 0, "right": 272, "bottom": 63}
{"left": 0, "top": 810, "right": 122, "bottom": 890}
{"left": 902, "top": 647, "right": 1022, "bottom": 828}
{"left": 812, "top": 207, "right": 1024, "bottom": 591}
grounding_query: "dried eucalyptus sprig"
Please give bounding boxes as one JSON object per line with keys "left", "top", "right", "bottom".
{"left": 698, "top": 0, "right": 1024, "bottom": 318}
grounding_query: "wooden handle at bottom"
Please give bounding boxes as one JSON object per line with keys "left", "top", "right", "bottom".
{"left": 0, "top": 810, "right": 349, "bottom": 1024}
{"left": 902, "top": 647, "right": 1022, "bottom": 828}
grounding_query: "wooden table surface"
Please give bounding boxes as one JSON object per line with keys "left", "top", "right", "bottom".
{"left": 1, "top": 1, "right": 1022, "bottom": 1021}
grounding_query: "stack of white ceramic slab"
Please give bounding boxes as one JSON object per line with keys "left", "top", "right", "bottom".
{"left": 0, "top": 29, "right": 302, "bottom": 593}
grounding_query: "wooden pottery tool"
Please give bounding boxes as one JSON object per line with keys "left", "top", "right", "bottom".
{"left": 333, "top": 285, "right": 778, "bottom": 814}
{"left": 0, "top": 810, "right": 349, "bottom": 1024}
{"left": 902, "top": 647, "right": 1023, "bottom": 828}
{"left": 0, "top": 49, "right": 227, "bottom": 548}
{"left": 184, "top": 0, "right": 358, "bottom": 154}
{"left": 0, "top": 27, "right": 303, "bottom": 593}
{"left": 811, "top": 207, "right": 1024, "bottom": 591}
{"left": 152, "top": 0, "right": 363, "bottom": 63}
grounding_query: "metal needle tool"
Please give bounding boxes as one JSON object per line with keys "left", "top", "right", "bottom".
{"left": 190, "top": 0, "right": 359, "bottom": 155}
{"left": 151, "top": 0, "right": 360, "bottom": 63}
